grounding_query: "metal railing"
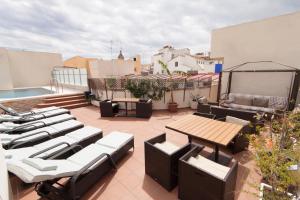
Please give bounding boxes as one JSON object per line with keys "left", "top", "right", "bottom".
{"left": 51, "top": 67, "right": 88, "bottom": 87}
{"left": 50, "top": 78, "right": 63, "bottom": 93}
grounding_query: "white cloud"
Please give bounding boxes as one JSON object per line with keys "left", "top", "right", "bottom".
{"left": 0, "top": 0, "right": 299, "bottom": 63}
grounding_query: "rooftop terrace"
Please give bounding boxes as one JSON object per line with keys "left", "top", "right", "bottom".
{"left": 13, "top": 106, "right": 260, "bottom": 200}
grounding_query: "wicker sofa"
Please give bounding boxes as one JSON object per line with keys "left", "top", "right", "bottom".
{"left": 222, "top": 93, "right": 288, "bottom": 113}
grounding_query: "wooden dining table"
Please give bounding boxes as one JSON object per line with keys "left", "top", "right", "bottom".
{"left": 165, "top": 114, "right": 243, "bottom": 162}
{"left": 111, "top": 98, "right": 139, "bottom": 116}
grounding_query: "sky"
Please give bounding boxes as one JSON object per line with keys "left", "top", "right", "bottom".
{"left": 0, "top": 0, "right": 299, "bottom": 63}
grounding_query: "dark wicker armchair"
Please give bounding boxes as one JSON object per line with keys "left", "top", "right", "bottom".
{"left": 178, "top": 146, "right": 238, "bottom": 200}
{"left": 99, "top": 100, "right": 119, "bottom": 117}
{"left": 211, "top": 106, "right": 256, "bottom": 122}
{"left": 197, "top": 103, "right": 211, "bottom": 114}
{"left": 136, "top": 99, "right": 152, "bottom": 118}
{"left": 211, "top": 106, "right": 264, "bottom": 133}
{"left": 193, "top": 112, "right": 216, "bottom": 119}
{"left": 217, "top": 116, "right": 252, "bottom": 153}
{"left": 144, "top": 133, "right": 197, "bottom": 191}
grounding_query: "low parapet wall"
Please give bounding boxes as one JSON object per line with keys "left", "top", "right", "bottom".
{"left": 91, "top": 85, "right": 218, "bottom": 110}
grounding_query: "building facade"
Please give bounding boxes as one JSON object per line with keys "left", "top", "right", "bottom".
{"left": 63, "top": 56, "right": 96, "bottom": 69}
{"left": 211, "top": 11, "right": 300, "bottom": 100}
{"left": 88, "top": 52, "right": 142, "bottom": 78}
{"left": 152, "top": 46, "right": 219, "bottom": 74}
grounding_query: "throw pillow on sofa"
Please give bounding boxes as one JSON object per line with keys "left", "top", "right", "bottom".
{"left": 253, "top": 97, "right": 269, "bottom": 108}
{"left": 234, "top": 96, "right": 252, "bottom": 106}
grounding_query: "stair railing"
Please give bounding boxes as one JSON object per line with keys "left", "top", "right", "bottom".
{"left": 50, "top": 78, "right": 59, "bottom": 93}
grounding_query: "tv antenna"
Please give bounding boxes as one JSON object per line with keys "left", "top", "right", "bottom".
{"left": 110, "top": 40, "right": 113, "bottom": 60}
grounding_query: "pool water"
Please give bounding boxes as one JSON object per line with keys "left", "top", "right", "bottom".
{"left": 0, "top": 88, "right": 54, "bottom": 99}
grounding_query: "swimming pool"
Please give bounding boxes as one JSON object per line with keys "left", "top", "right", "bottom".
{"left": 0, "top": 88, "right": 54, "bottom": 99}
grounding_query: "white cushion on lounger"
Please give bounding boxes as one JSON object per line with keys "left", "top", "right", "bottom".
{"left": 11, "top": 115, "right": 70, "bottom": 131}
{"left": 0, "top": 122, "right": 20, "bottom": 131}
{"left": 0, "top": 127, "right": 57, "bottom": 145}
{"left": 68, "top": 144, "right": 116, "bottom": 171}
{"left": 19, "top": 109, "right": 67, "bottom": 120}
{"left": 0, "top": 120, "right": 81, "bottom": 145}
{"left": 23, "top": 158, "right": 57, "bottom": 171}
{"left": 28, "top": 114, "right": 44, "bottom": 120}
{"left": 5, "top": 126, "right": 100, "bottom": 161}
{"left": 0, "top": 115, "right": 22, "bottom": 122}
{"left": 7, "top": 159, "right": 82, "bottom": 183}
{"left": 7, "top": 132, "right": 133, "bottom": 183}
{"left": 43, "top": 109, "right": 69, "bottom": 117}
{"left": 41, "top": 114, "right": 74, "bottom": 125}
{"left": 187, "top": 155, "right": 230, "bottom": 180}
{"left": 34, "top": 136, "right": 78, "bottom": 156}
{"left": 66, "top": 126, "right": 101, "bottom": 141}
{"left": 154, "top": 141, "right": 180, "bottom": 155}
{"left": 4, "top": 137, "right": 74, "bottom": 161}
{"left": 31, "top": 106, "right": 59, "bottom": 114}
{"left": 225, "top": 116, "right": 250, "bottom": 126}
{"left": 50, "top": 120, "right": 82, "bottom": 132}
{"left": 96, "top": 131, "right": 133, "bottom": 149}
{"left": 0, "top": 114, "right": 74, "bottom": 132}
{"left": 0, "top": 134, "right": 19, "bottom": 142}
{"left": 4, "top": 147, "right": 47, "bottom": 160}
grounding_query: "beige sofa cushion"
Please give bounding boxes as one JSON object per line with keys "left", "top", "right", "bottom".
{"left": 234, "top": 96, "right": 252, "bottom": 106}
{"left": 227, "top": 103, "right": 275, "bottom": 113}
{"left": 253, "top": 97, "right": 269, "bottom": 107}
{"left": 226, "top": 116, "right": 250, "bottom": 126}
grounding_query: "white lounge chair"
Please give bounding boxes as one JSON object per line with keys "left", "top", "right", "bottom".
{"left": 0, "top": 108, "right": 70, "bottom": 123}
{"left": 4, "top": 126, "right": 103, "bottom": 161}
{"left": 0, "top": 104, "right": 60, "bottom": 116}
{"left": 8, "top": 131, "right": 134, "bottom": 200}
{"left": 1, "top": 119, "right": 83, "bottom": 149}
{"left": 0, "top": 114, "right": 76, "bottom": 134}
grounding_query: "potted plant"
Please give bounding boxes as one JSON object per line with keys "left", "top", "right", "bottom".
{"left": 147, "top": 79, "right": 166, "bottom": 101}
{"left": 190, "top": 94, "right": 200, "bottom": 110}
{"left": 159, "top": 60, "right": 178, "bottom": 112}
{"left": 249, "top": 112, "right": 300, "bottom": 200}
{"left": 125, "top": 79, "right": 150, "bottom": 98}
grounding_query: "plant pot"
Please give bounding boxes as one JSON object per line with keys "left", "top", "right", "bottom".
{"left": 168, "top": 102, "right": 178, "bottom": 112}
{"left": 190, "top": 101, "right": 198, "bottom": 110}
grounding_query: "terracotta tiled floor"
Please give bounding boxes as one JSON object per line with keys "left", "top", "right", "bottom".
{"left": 13, "top": 106, "right": 261, "bottom": 200}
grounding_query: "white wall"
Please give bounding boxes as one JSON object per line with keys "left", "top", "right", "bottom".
{"left": 167, "top": 56, "right": 191, "bottom": 73}
{"left": 0, "top": 48, "right": 63, "bottom": 90}
{"left": 230, "top": 72, "right": 294, "bottom": 97}
{"left": 0, "top": 146, "right": 11, "bottom": 200}
{"left": 211, "top": 11, "right": 300, "bottom": 97}
{"left": 89, "top": 59, "right": 135, "bottom": 78}
{"left": 0, "top": 48, "right": 13, "bottom": 90}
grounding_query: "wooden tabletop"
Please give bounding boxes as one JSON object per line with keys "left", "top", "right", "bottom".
{"left": 165, "top": 114, "right": 243, "bottom": 146}
{"left": 112, "top": 98, "right": 139, "bottom": 103}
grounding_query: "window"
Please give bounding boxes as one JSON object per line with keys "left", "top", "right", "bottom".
{"left": 175, "top": 61, "right": 178, "bottom": 67}
{"left": 133, "top": 57, "right": 136, "bottom": 61}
